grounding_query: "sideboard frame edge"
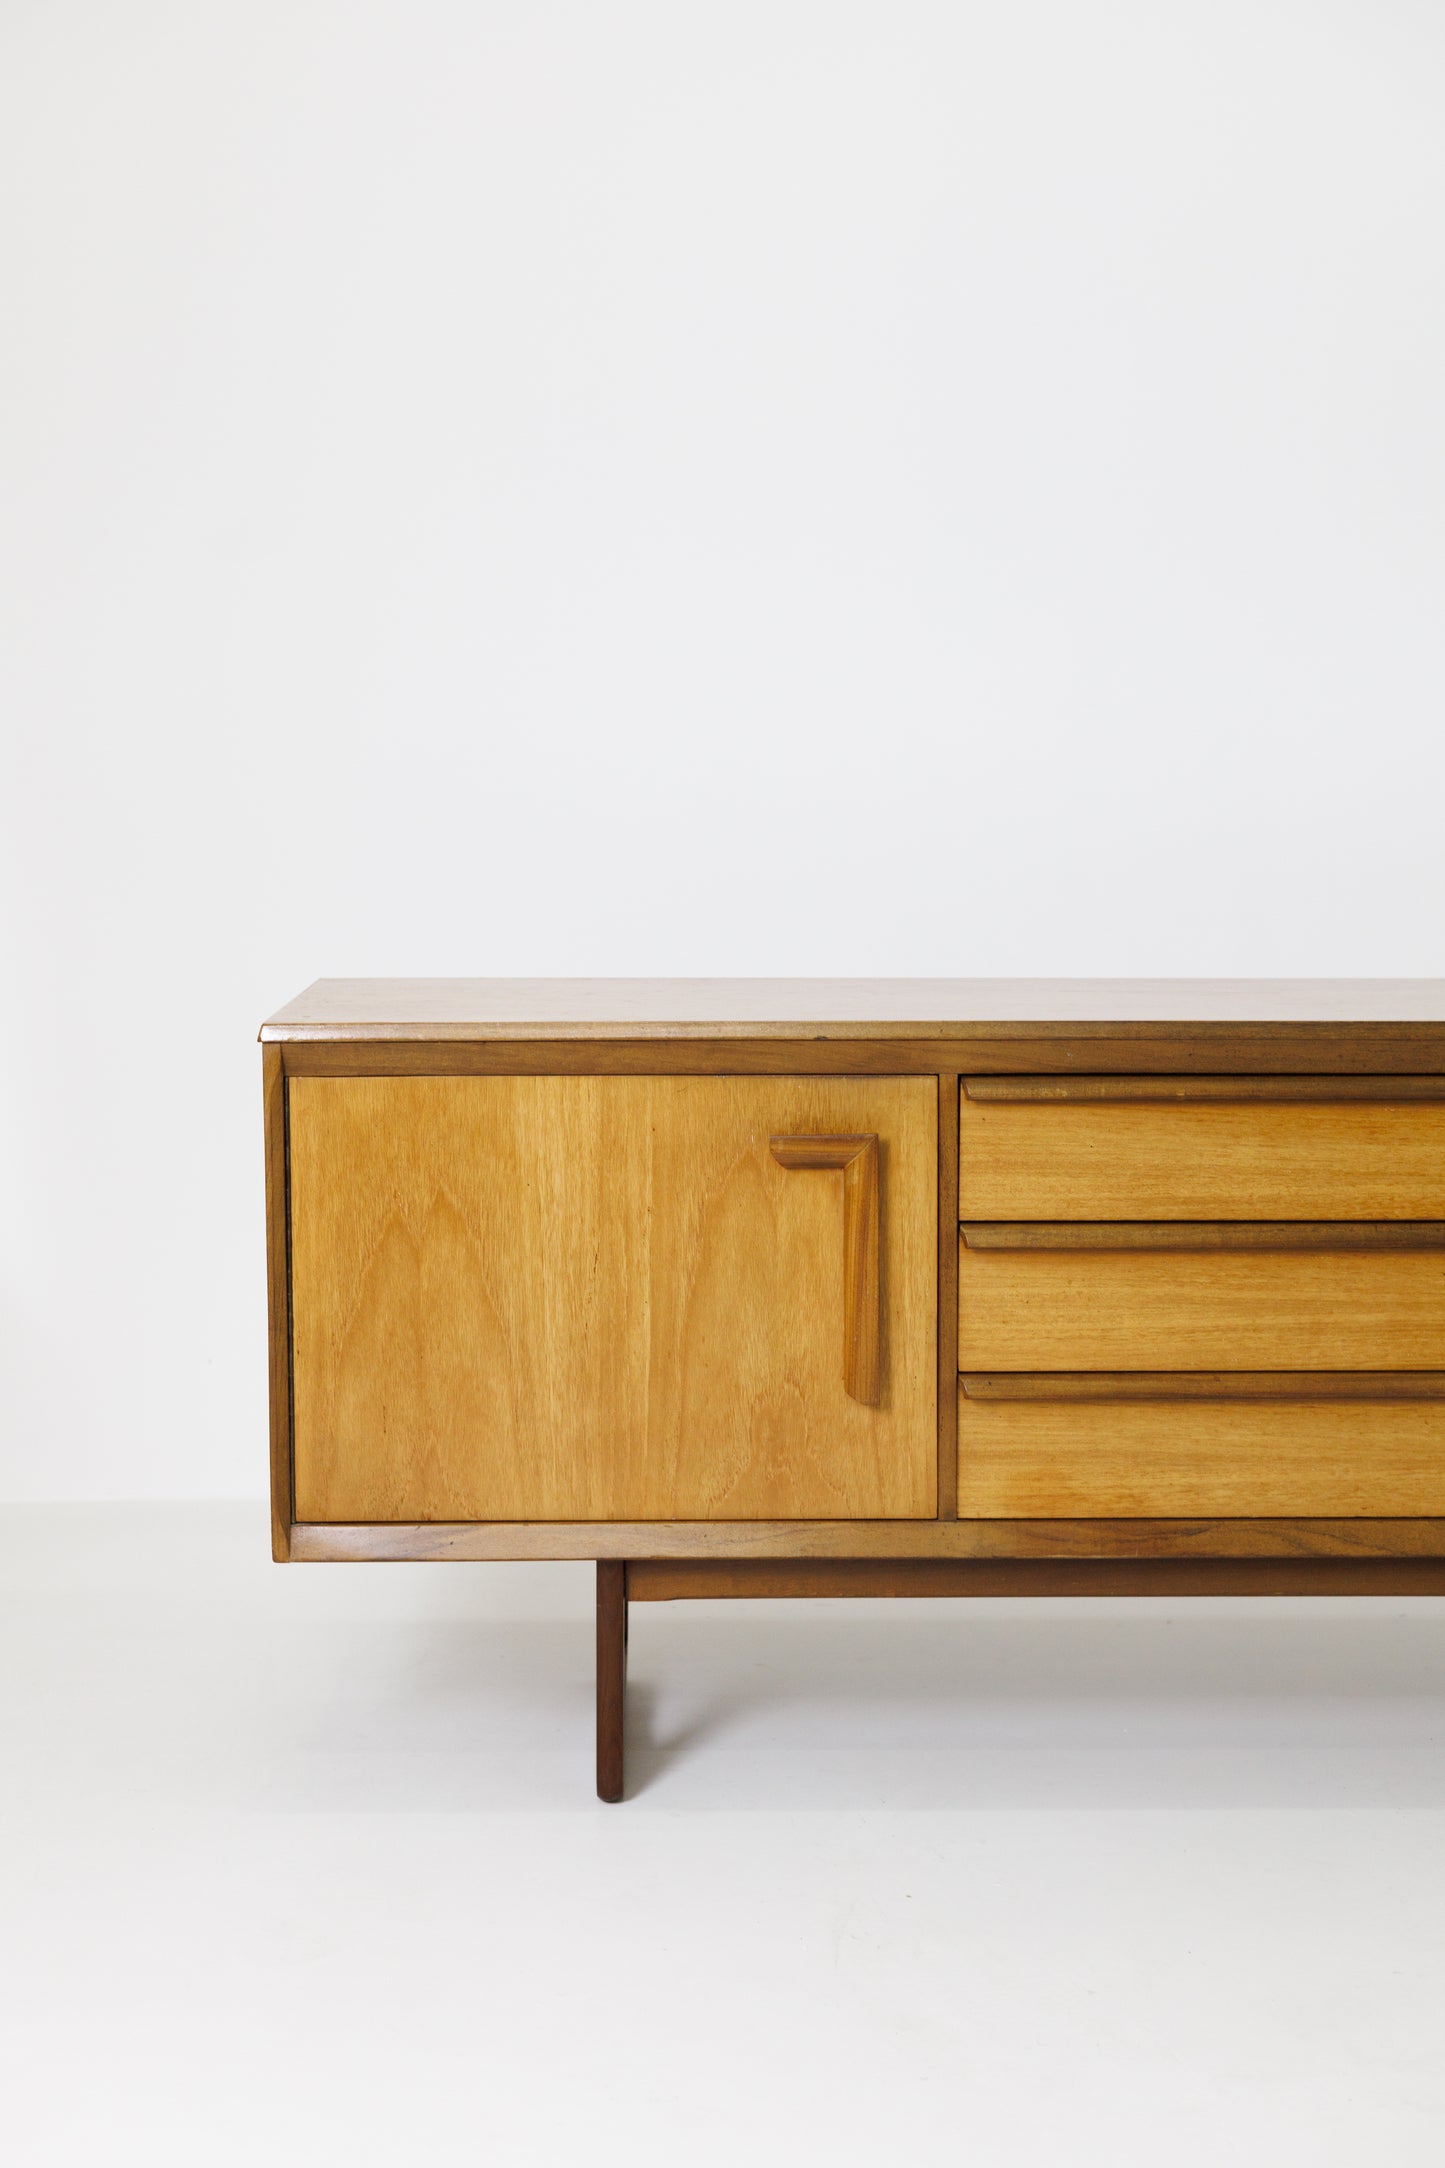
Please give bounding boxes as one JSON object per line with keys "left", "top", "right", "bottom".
{"left": 268, "top": 1033, "right": 1445, "bottom": 1566}
{"left": 276, "top": 1027, "right": 1445, "bottom": 1077}
{"left": 626, "top": 1556, "right": 1445, "bottom": 1599}
{"left": 263, "top": 1044, "right": 293, "bottom": 1561}
{"left": 287, "top": 1518, "right": 1445, "bottom": 1564}
{"left": 937, "top": 1068, "right": 959, "bottom": 1516}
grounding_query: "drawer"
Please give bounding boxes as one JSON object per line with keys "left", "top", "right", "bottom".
{"left": 289, "top": 1074, "right": 937, "bottom": 1523}
{"left": 957, "top": 1235, "right": 1445, "bottom": 1370}
{"left": 959, "top": 1080, "right": 1445, "bottom": 1220}
{"left": 957, "top": 1383, "right": 1445, "bottom": 1516}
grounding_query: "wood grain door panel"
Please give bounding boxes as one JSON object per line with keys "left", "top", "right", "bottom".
{"left": 959, "top": 1093, "right": 1445, "bottom": 1219}
{"left": 957, "top": 1387, "right": 1445, "bottom": 1516}
{"left": 957, "top": 1242, "right": 1445, "bottom": 1370}
{"left": 290, "top": 1075, "right": 937, "bottom": 1521}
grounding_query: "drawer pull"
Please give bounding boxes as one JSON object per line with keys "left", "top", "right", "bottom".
{"left": 771, "top": 1134, "right": 880, "bottom": 1403}
{"left": 963, "top": 1076, "right": 1445, "bottom": 1103}
{"left": 960, "top": 1221, "right": 1445, "bottom": 1251}
{"left": 962, "top": 1371, "right": 1445, "bottom": 1401}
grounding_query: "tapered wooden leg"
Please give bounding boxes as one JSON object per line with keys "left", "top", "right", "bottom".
{"left": 596, "top": 1561, "right": 628, "bottom": 1802}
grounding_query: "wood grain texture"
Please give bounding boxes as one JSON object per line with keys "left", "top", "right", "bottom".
{"left": 965, "top": 1075, "right": 1445, "bottom": 1102}
{"left": 289, "top": 1517, "right": 1445, "bottom": 1562}
{"left": 289, "top": 1075, "right": 937, "bottom": 1523}
{"left": 957, "top": 1390, "right": 1445, "bottom": 1517}
{"left": 961, "top": 1222, "right": 1445, "bottom": 1251}
{"left": 262, "top": 986, "right": 1445, "bottom": 1587}
{"left": 596, "top": 1562, "right": 627, "bottom": 1804}
{"left": 262, "top": 1045, "right": 292, "bottom": 1562}
{"left": 770, "top": 1134, "right": 879, "bottom": 1401}
{"left": 261, "top": 977, "right": 1445, "bottom": 1040}
{"left": 959, "top": 1094, "right": 1445, "bottom": 1219}
{"left": 937, "top": 1074, "right": 961, "bottom": 1517}
{"left": 279, "top": 1032, "right": 1445, "bottom": 1077}
{"left": 627, "top": 1557, "right": 1445, "bottom": 1599}
{"left": 962, "top": 1371, "right": 1445, "bottom": 1401}
{"left": 957, "top": 1242, "right": 1445, "bottom": 1370}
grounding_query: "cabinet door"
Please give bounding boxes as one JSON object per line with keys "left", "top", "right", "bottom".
{"left": 289, "top": 1075, "right": 937, "bottom": 1521}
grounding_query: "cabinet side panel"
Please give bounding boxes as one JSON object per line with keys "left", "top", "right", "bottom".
{"left": 263, "top": 1045, "right": 292, "bottom": 1559}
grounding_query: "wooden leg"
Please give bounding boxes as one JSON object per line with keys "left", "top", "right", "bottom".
{"left": 596, "top": 1561, "right": 628, "bottom": 1802}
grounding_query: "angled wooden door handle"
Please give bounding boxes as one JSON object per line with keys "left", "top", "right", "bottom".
{"left": 769, "top": 1133, "right": 880, "bottom": 1404}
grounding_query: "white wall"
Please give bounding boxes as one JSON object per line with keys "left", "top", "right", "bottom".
{"left": 3, "top": 1, "right": 1443, "bottom": 1499}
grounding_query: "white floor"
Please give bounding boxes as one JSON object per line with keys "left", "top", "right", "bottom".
{"left": 3, "top": 1506, "right": 1445, "bottom": 2166}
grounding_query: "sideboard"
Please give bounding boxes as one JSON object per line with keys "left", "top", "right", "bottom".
{"left": 261, "top": 979, "right": 1445, "bottom": 1798}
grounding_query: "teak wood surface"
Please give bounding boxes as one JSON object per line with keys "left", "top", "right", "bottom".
{"left": 264, "top": 981, "right": 1445, "bottom": 1580}
{"left": 956, "top": 1390, "right": 1445, "bottom": 1518}
{"left": 964, "top": 1075, "right": 1445, "bottom": 1102}
{"left": 262, "top": 978, "right": 1445, "bottom": 1039}
{"left": 262, "top": 983, "right": 1445, "bottom": 1080}
{"left": 960, "top": 1221, "right": 1445, "bottom": 1250}
{"left": 596, "top": 1563, "right": 627, "bottom": 1802}
{"left": 769, "top": 1133, "right": 881, "bottom": 1402}
{"left": 957, "top": 1243, "right": 1445, "bottom": 1370}
{"left": 289, "top": 1074, "right": 936, "bottom": 1522}
{"left": 288, "top": 1516, "right": 1445, "bottom": 1562}
{"left": 961, "top": 1371, "right": 1445, "bottom": 1400}
{"left": 262, "top": 1044, "right": 292, "bottom": 1562}
{"left": 959, "top": 1094, "right": 1445, "bottom": 1219}
{"left": 626, "top": 1558, "right": 1445, "bottom": 1599}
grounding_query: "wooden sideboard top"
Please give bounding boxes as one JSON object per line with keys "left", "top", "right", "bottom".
{"left": 261, "top": 978, "right": 1445, "bottom": 1044}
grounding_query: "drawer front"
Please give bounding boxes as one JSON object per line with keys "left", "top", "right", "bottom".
{"left": 957, "top": 1387, "right": 1445, "bottom": 1517}
{"left": 957, "top": 1240, "right": 1445, "bottom": 1370}
{"left": 290, "top": 1074, "right": 937, "bottom": 1523}
{"left": 959, "top": 1087, "right": 1445, "bottom": 1220}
